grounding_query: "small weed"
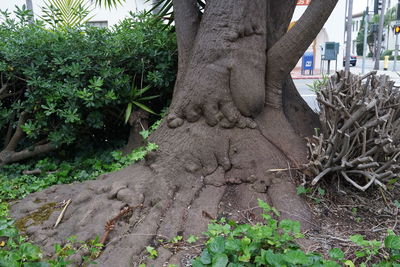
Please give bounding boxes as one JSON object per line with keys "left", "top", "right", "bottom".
{"left": 296, "top": 185, "right": 326, "bottom": 203}
{"left": 146, "top": 246, "right": 158, "bottom": 259}
{"left": 170, "top": 235, "right": 183, "bottom": 244}
{"left": 307, "top": 75, "right": 328, "bottom": 93}
{"left": 187, "top": 235, "right": 199, "bottom": 244}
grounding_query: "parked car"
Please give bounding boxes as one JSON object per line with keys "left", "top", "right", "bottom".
{"left": 343, "top": 55, "right": 357, "bottom": 66}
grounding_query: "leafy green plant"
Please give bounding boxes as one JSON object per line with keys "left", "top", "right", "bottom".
{"left": 191, "top": 199, "right": 342, "bottom": 267}
{"left": 146, "top": 246, "right": 158, "bottom": 259}
{"left": 0, "top": 141, "right": 158, "bottom": 202}
{"left": 346, "top": 231, "right": 400, "bottom": 266}
{"left": 0, "top": 122, "right": 160, "bottom": 265}
{"left": 124, "top": 84, "right": 159, "bottom": 124}
{"left": 0, "top": 207, "right": 102, "bottom": 267}
{"left": 306, "top": 75, "right": 328, "bottom": 93}
{"left": 296, "top": 185, "right": 326, "bottom": 204}
{"left": 189, "top": 200, "right": 400, "bottom": 267}
{"left": 0, "top": 9, "right": 176, "bottom": 165}
{"left": 47, "top": 235, "right": 103, "bottom": 266}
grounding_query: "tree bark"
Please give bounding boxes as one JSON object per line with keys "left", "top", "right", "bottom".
{"left": 122, "top": 110, "right": 149, "bottom": 155}
{"left": 172, "top": 0, "right": 200, "bottom": 71}
{"left": 10, "top": 0, "right": 338, "bottom": 265}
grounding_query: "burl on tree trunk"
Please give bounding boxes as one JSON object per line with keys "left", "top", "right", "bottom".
{"left": 10, "top": 0, "right": 338, "bottom": 265}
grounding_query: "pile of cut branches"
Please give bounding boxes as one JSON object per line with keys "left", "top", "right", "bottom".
{"left": 306, "top": 71, "right": 400, "bottom": 191}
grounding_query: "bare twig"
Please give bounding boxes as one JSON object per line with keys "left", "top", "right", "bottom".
{"left": 54, "top": 199, "right": 72, "bottom": 228}
{"left": 306, "top": 71, "right": 400, "bottom": 191}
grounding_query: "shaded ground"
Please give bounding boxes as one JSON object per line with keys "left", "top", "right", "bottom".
{"left": 299, "top": 172, "right": 400, "bottom": 264}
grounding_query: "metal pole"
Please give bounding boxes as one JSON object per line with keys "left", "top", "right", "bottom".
{"left": 345, "top": 0, "right": 354, "bottom": 72}
{"left": 344, "top": 0, "right": 349, "bottom": 43}
{"left": 26, "top": 0, "right": 34, "bottom": 23}
{"left": 374, "top": 0, "right": 387, "bottom": 70}
{"left": 362, "top": 7, "right": 369, "bottom": 74}
{"left": 394, "top": 33, "right": 399, "bottom": 71}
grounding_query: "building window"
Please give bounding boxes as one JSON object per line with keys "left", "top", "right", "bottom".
{"left": 87, "top": 21, "right": 108, "bottom": 28}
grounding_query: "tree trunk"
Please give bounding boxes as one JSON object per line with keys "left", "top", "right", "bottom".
{"left": 122, "top": 110, "right": 149, "bottom": 155}
{"left": 10, "top": 0, "right": 338, "bottom": 265}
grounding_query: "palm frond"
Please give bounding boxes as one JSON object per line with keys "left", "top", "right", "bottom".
{"left": 94, "top": 0, "right": 125, "bottom": 9}
{"left": 145, "top": 0, "right": 206, "bottom": 22}
{"left": 40, "top": 0, "right": 94, "bottom": 28}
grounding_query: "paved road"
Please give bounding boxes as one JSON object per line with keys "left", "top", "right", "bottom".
{"left": 354, "top": 57, "right": 399, "bottom": 72}
{"left": 295, "top": 58, "right": 400, "bottom": 111}
{"left": 294, "top": 79, "right": 319, "bottom": 111}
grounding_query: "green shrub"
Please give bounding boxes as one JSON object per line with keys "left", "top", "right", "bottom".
{"left": 382, "top": 50, "right": 393, "bottom": 57}
{"left": 0, "top": 9, "right": 177, "bottom": 165}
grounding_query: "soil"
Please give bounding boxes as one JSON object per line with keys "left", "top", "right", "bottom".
{"left": 298, "top": 173, "right": 400, "bottom": 265}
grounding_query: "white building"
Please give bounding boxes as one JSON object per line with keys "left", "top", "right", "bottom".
{"left": 292, "top": 0, "right": 347, "bottom": 75}
{"left": 0, "top": 0, "right": 151, "bottom": 26}
{"left": 351, "top": 0, "right": 399, "bottom": 56}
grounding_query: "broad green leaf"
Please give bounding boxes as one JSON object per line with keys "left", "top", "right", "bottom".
{"left": 199, "top": 250, "right": 211, "bottom": 265}
{"left": 23, "top": 262, "right": 50, "bottom": 266}
{"left": 296, "top": 186, "right": 308, "bottom": 195}
{"left": 20, "top": 243, "right": 42, "bottom": 260}
{"left": 349, "top": 234, "right": 365, "bottom": 246}
{"left": 328, "top": 248, "right": 344, "bottom": 260}
{"left": 209, "top": 236, "right": 225, "bottom": 254}
{"left": 355, "top": 250, "right": 366, "bottom": 258}
{"left": 0, "top": 227, "right": 18, "bottom": 238}
{"left": 344, "top": 260, "right": 355, "bottom": 267}
{"left": 279, "top": 219, "right": 301, "bottom": 234}
{"left": 225, "top": 239, "right": 241, "bottom": 252}
{"left": 212, "top": 253, "right": 228, "bottom": 267}
{"left": 192, "top": 258, "right": 206, "bottom": 267}
{"left": 260, "top": 249, "right": 285, "bottom": 267}
{"left": 283, "top": 250, "right": 310, "bottom": 265}
{"left": 385, "top": 235, "right": 400, "bottom": 249}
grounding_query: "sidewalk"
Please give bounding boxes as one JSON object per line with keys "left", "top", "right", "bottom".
{"left": 291, "top": 67, "right": 323, "bottom": 80}
{"left": 291, "top": 64, "right": 400, "bottom": 83}
{"left": 352, "top": 66, "right": 400, "bottom": 82}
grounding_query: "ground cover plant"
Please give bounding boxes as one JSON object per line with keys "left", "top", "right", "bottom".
{"left": 2, "top": 197, "right": 400, "bottom": 266}
{"left": 0, "top": 8, "right": 177, "bottom": 166}
{"left": 0, "top": 140, "right": 158, "bottom": 266}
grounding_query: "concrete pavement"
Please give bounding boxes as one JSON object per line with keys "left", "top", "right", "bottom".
{"left": 294, "top": 57, "right": 400, "bottom": 111}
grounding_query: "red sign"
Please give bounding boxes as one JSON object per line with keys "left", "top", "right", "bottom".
{"left": 297, "top": 0, "right": 311, "bottom": 5}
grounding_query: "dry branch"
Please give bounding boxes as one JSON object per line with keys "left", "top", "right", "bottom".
{"left": 54, "top": 199, "right": 72, "bottom": 228}
{"left": 307, "top": 71, "right": 400, "bottom": 191}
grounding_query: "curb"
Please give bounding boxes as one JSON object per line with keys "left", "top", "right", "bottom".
{"left": 292, "top": 76, "right": 323, "bottom": 80}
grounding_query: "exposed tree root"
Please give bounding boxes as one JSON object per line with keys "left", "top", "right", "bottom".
{"left": 10, "top": 120, "right": 312, "bottom": 266}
